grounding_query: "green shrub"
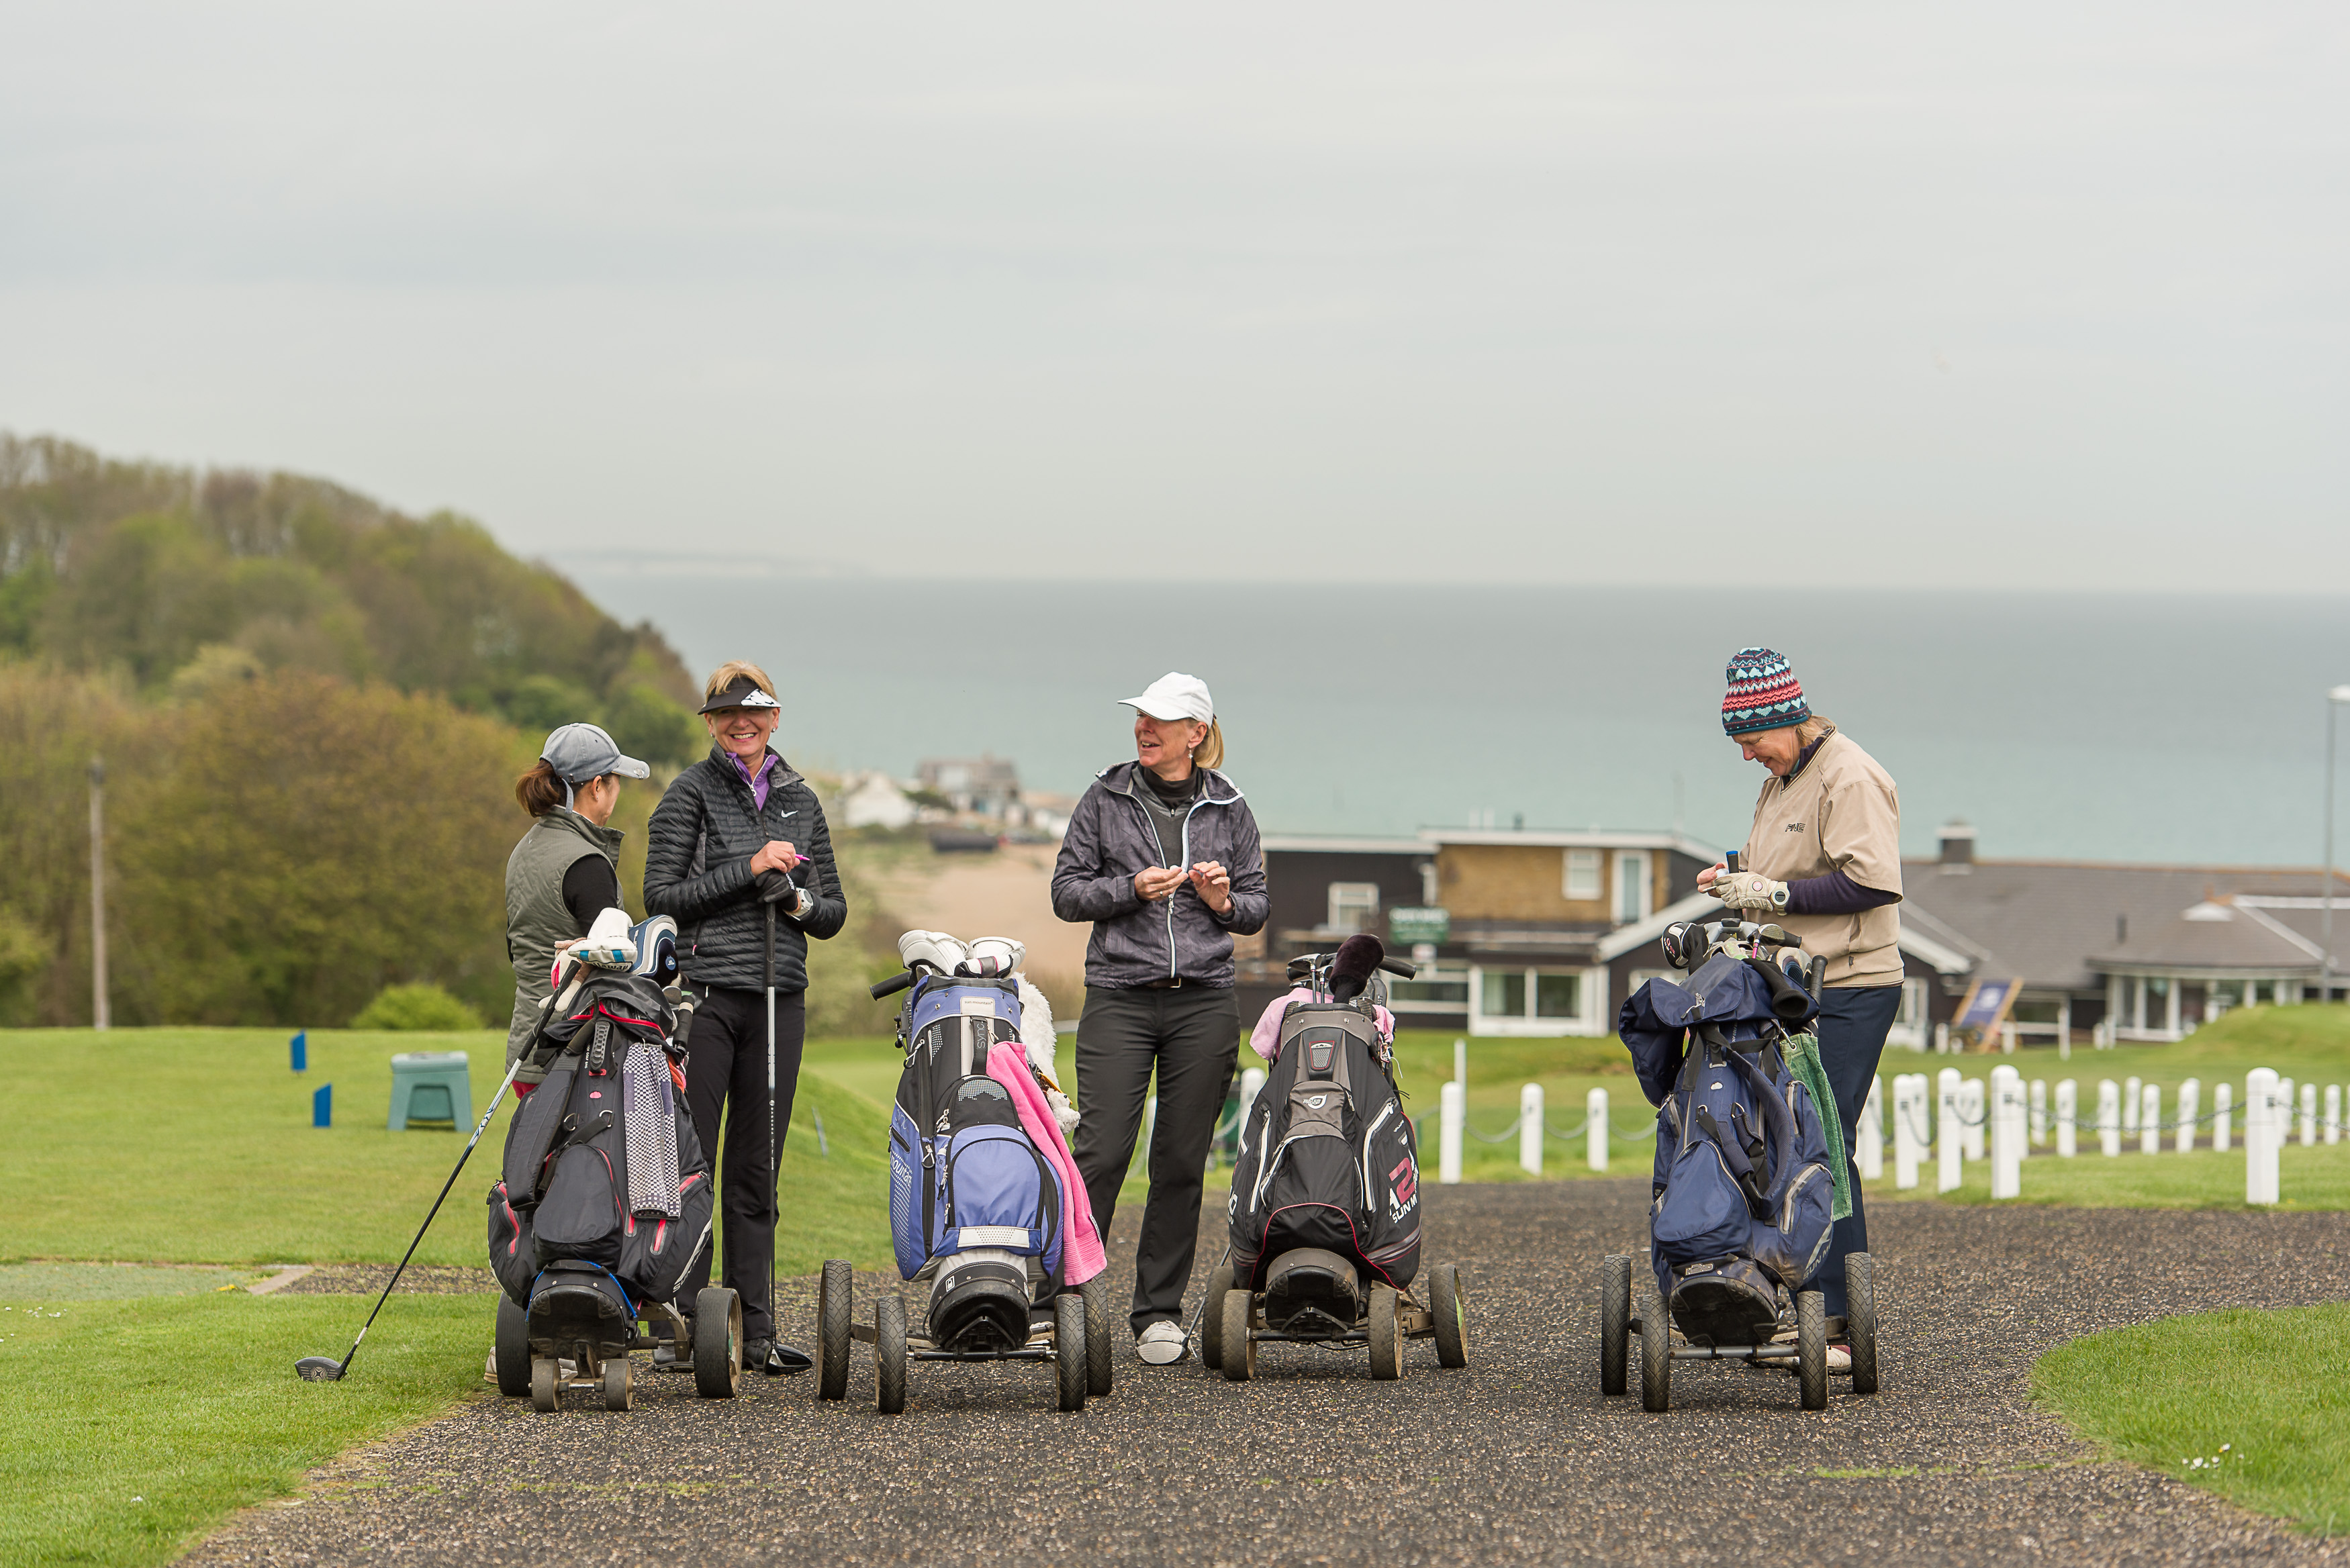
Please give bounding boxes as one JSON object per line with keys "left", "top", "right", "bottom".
{"left": 350, "top": 982, "right": 483, "bottom": 1031}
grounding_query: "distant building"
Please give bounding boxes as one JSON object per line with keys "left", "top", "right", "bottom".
{"left": 916, "top": 755, "right": 1021, "bottom": 819}
{"left": 839, "top": 771, "right": 918, "bottom": 830}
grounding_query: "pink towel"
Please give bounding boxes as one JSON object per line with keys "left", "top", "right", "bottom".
{"left": 1249, "top": 988, "right": 1395, "bottom": 1062}
{"left": 986, "top": 1041, "right": 1106, "bottom": 1287}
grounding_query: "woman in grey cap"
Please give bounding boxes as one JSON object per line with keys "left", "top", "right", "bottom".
{"left": 1051, "top": 672, "right": 1268, "bottom": 1365}
{"left": 503, "top": 722, "right": 651, "bottom": 1091}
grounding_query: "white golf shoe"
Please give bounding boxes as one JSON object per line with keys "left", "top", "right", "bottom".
{"left": 1136, "top": 1322, "right": 1190, "bottom": 1365}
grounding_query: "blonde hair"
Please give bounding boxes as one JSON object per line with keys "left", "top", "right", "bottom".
{"left": 1192, "top": 719, "right": 1225, "bottom": 771}
{"left": 1794, "top": 715, "right": 1834, "bottom": 747}
{"left": 703, "top": 659, "right": 777, "bottom": 703}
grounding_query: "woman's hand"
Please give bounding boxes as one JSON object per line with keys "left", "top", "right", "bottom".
{"left": 1697, "top": 862, "right": 1724, "bottom": 892}
{"left": 1133, "top": 866, "right": 1188, "bottom": 901}
{"left": 1188, "top": 860, "right": 1233, "bottom": 915}
{"left": 749, "top": 840, "right": 802, "bottom": 877}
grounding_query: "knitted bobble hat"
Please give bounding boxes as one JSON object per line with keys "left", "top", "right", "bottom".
{"left": 1721, "top": 647, "right": 1810, "bottom": 736}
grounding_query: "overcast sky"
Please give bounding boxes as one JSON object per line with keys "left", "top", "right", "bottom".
{"left": 3, "top": 2, "right": 2345, "bottom": 589}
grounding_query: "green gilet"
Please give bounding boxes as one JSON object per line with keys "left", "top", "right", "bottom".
{"left": 504, "top": 808, "right": 625, "bottom": 1067}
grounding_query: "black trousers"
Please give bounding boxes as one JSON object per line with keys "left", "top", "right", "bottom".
{"left": 679, "top": 985, "right": 804, "bottom": 1343}
{"left": 1070, "top": 985, "right": 1241, "bottom": 1336}
{"left": 1809, "top": 983, "right": 1901, "bottom": 1319}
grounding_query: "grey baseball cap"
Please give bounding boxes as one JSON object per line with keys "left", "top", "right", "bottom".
{"left": 540, "top": 722, "right": 651, "bottom": 785}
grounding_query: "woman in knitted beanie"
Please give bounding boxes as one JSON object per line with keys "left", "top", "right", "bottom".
{"left": 1699, "top": 646, "right": 1903, "bottom": 1373}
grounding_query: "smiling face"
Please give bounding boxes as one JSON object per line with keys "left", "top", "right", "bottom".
{"left": 1735, "top": 725, "right": 1804, "bottom": 777}
{"left": 706, "top": 705, "right": 780, "bottom": 763}
{"left": 1133, "top": 711, "right": 1209, "bottom": 780}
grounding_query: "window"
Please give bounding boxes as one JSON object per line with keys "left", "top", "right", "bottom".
{"left": 1389, "top": 971, "right": 1470, "bottom": 1011}
{"left": 1613, "top": 850, "right": 1652, "bottom": 924}
{"left": 1899, "top": 980, "right": 1927, "bottom": 1030}
{"left": 1481, "top": 969, "right": 1527, "bottom": 1018}
{"left": 1327, "top": 882, "right": 1379, "bottom": 934}
{"left": 1564, "top": 849, "right": 1603, "bottom": 901}
{"left": 1535, "top": 973, "right": 1581, "bottom": 1018}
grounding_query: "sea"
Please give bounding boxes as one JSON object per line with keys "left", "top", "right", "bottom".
{"left": 568, "top": 572, "right": 2350, "bottom": 870}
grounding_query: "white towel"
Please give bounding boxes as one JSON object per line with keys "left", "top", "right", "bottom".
{"left": 622, "top": 1043, "right": 682, "bottom": 1218}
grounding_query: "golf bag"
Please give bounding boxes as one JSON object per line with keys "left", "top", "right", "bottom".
{"left": 1619, "top": 943, "right": 1836, "bottom": 1345}
{"left": 1228, "top": 1000, "right": 1421, "bottom": 1295}
{"left": 888, "top": 975, "right": 1068, "bottom": 1351}
{"left": 488, "top": 917, "right": 713, "bottom": 1326}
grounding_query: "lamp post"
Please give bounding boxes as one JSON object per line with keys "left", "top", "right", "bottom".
{"left": 2326, "top": 687, "right": 2350, "bottom": 1004}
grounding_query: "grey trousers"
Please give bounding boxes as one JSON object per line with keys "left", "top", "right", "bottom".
{"left": 1070, "top": 985, "right": 1241, "bottom": 1336}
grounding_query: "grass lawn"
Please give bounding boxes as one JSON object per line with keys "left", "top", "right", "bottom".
{"left": 2036, "top": 1303, "right": 2350, "bottom": 1534}
{"left": 0, "top": 1284, "right": 491, "bottom": 1568}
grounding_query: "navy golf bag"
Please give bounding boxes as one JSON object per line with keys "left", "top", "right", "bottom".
{"left": 887, "top": 975, "right": 1067, "bottom": 1352}
{"left": 489, "top": 918, "right": 713, "bottom": 1348}
{"left": 1228, "top": 999, "right": 1421, "bottom": 1308}
{"left": 1619, "top": 934, "right": 1837, "bottom": 1346}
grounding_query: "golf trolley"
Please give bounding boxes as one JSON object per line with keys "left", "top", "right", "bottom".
{"left": 494, "top": 1279, "right": 745, "bottom": 1412}
{"left": 1211, "top": 945, "right": 1471, "bottom": 1382}
{"left": 1601, "top": 914, "right": 1881, "bottom": 1413}
{"left": 815, "top": 1260, "right": 1110, "bottom": 1414}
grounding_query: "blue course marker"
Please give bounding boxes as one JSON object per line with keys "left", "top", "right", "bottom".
{"left": 313, "top": 1083, "right": 332, "bottom": 1128}
{"left": 291, "top": 1030, "right": 308, "bottom": 1073}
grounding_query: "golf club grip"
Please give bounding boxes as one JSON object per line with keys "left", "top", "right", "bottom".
{"left": 870, "top": 969, "right": 915, "bottom": 1000}
{"left": 1378, "top": 958, "right": 1417, "bottom": 979}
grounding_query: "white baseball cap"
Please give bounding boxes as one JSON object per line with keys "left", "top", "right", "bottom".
{"left": 1120, "top": 672, "right": 1213, "bottom": 725}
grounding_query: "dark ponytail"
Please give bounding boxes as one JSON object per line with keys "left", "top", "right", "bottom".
{"left": 514, "top": 760, "right": 566, "bottom": 817}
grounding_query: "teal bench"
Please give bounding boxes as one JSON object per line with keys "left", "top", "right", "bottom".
{"left": 387, "top": 1051, "right": 472, "bottom": 1131}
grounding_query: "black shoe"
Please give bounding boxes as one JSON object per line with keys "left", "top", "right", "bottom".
{"left": 745, "top": 1339, "right": 812, "bottom": 1377}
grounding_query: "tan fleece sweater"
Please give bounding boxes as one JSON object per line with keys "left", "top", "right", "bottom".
{"left": 1740, "top": 729, "right": 1904, "bottom": 987}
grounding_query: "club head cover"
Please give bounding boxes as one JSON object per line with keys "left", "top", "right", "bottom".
{"left": 1328, "top": 934, "right": 1386, "bottom": 1004}
{"left": 957, "top": 936, "right": 1027, "bottom": 977}
{"left": 897, "top": 930, "right": 968, "bottom": 974}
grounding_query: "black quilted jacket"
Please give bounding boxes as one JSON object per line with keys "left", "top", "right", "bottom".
{"left": 644, "top": 746, "right": 847, "bottom": 993}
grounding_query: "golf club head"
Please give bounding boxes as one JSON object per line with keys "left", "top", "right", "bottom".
{"left": 295, "top": 1356, "right": 346, "bottom": 1382}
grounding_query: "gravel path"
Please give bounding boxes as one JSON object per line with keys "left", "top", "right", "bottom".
{"left": 188, "top": 1183, "right": 2350, "bottom": 1566}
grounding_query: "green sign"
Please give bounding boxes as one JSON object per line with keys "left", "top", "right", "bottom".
{"left": 1388, "top": 906, "right": 1450, "bottom": 944}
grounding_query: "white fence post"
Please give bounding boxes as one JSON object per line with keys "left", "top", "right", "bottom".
{"left": 2098, "top": 1079, "right": 2121, "bottom": 1157}
{"left": 2326, "top": 1083, "right": 2342, "bottom": 1146}
{"left": 1894, "top": 1074, "right": 1922, "bottom": 1190}
{"left": 2124, "top": 1075, "right": 2141, "bottom": 1135}
{"left": 2214, "top": 1081, "right": 2232, "bottom": 1153}
{"left": 1989, "top": 1065, "right": 2023, "bottom": 1199}
{"left": 1961, "top": 1077, "right": 1985, "bottom": 1161}
{"left": 2279, "top": 1077, "right": 2296, "bottom": 1144}
{"left": 2300, "top": 1082, "right": 2318, "bottom": 1148}
{"left": 1519, "top": 1083, "right": 1544, "bottom": 1176}
{"left": 2141, "top": 1083, "right": 2161, "bottom": 1156}
{"left": 1859, "top": 1075, "right": 1884, "bottom": 1181}
{"left": 1439, "top": 1080, "right": 1464, "bottom": 1185}
{"left": 2176, "top": 1079, "right": 2199, "bottom": 1154}
{"left": 2245, "top": 1068, "right": 2280, "bottom": 1205}
{"left": 2030, "top": 1078, "right": 2047, "bottom": 1146}
{"left": 1454, "top": 1038, "right": 1467, "bottom": 1086}
{"left": 2055, "top": 1078, "right": 2077, "bottom": 1158}
{"left": 1585, "top": 1085, "right": 1608, "bottom": 1174}
{"left": 1937, "top": 1068, "right": 1963, "bottom": 1192}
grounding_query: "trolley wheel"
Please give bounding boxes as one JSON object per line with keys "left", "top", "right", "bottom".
{"left": 1200, "top": 1264, "right": 1235, "bottom": 1371}
{"left": 1080, "top": 1273, "right": 1114, "bottom": 1397}
{"left": 692, "top": 1286, "right": 742, "bottom": 1400}
{"left": 1219, "top": 1290, "right": 1256, "bottom": 1382}
{"left": 1797, "top": 1289, "right": 1828, "bottom": 1411}
{"left": 1368, "top": 1284, "right": 1403, "bottom": 1381}
{"left": 1430, "top": 1263, "right": 1469, "bottom": 1369}
{"left": 1639, "top": 1281, "right": 1671, "bottom": 1412}
{"left": 1054, "top": 1291, "right": 1088, "bottom": 1412}
{"left": 494, "top": 1295, "right": 532, "bottom": 1398}
{"left": 603, "top": 1357, "right": 633, "bottom": 1412}
{"left": 817, "top": 1259, "right": 853, "bottom": 1402}
{"left": 1845, "top": 1253, "right": 1879, "bottom": 1395}
{"left": 876, "top": 1295, "right": 908, "bottom": 1416}
{"left": 530, "top": 1355, "right": 560, "bottom": 1413}
{"left": 1599, "top": 1255, "right": 1631, "bottom": 1397}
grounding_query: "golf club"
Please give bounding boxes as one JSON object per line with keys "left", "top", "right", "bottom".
{"left": 765, "top": 889, "right": 778, "bottom": 1367}
{"left": 295, "top": 1055, "right": 525, "bottom": 1382}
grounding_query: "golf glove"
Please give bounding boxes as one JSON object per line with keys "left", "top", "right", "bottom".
{"left": 1712, "top": 871, "right": 1790, "bottom": 912}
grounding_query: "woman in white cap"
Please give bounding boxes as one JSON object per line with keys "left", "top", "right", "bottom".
{"left": 504, "top": 722, "right": 651, "bottom": 1093}
{"left": 1051, "top": 673, "right": 1268, "bottom": 1365}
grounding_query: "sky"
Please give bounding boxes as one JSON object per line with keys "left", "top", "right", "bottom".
{"left": 3, "top": 2, "right": 2346, "bottom": 589}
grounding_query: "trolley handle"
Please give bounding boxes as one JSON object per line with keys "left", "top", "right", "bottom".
{"left": 870, "top": 969, "right": 916, "bottom": 1001}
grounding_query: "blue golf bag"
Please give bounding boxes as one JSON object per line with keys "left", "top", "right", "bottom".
{"left": 1619, "top": 933, "right": 1840, "bottom": 1346}
{"left": 887, "top": 975, "right": 1067, "bottom": 1352}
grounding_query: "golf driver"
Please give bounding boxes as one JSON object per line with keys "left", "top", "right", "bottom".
{"left": 295, "top": 1055, "right": 525, "bottom": 1382}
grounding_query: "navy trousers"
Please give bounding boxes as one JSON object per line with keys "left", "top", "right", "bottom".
{"left": 1808, "top": 984, "right": 1901, "bottom": 1320}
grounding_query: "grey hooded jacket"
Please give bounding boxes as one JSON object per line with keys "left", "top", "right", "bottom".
{"left": 1049, "top": 762, "right": 1269, "bottom": 989}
